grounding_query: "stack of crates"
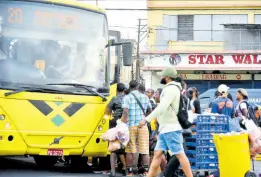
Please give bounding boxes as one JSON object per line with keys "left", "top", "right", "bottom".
{"left": 184, "top": 115, "right": 230, "bottom": 171}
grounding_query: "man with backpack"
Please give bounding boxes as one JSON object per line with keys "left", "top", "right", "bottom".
{"left": 159, "top": 78, "right": 192, "bottom": 177}
{"left": 139, "top": 67, "right": 193, "bottom": 177}
{"left": 235, "top": 88, "right": 261, "bottom": 127}
{"left": 235, "top": 88, "right": 249, "bottom": 118}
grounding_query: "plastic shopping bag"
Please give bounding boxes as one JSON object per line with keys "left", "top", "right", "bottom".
{"left": 249, "top": 133, "right": 261, "bottom": 158}
{"left": 245, "top": 119, "right": 261, "bottom": 141}
{"left": 108, "top": 140, "right": 121, "bottom": 152}
{"left": 101, "top": 127, "right": 118, "bottom": 141}
{"left": 116, "top": 119, "right": 130, "bottom": 147}
{"left": 101, "top": 119, "right": 130, "bottom": 148}
{"left": 244, "top": 119, "right": 261, "bottom": 159}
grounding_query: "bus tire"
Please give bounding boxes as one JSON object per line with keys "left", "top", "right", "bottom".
{"left": 33, "top": 156, "right": 58, "bottom": 168}
{"left": 245, "top": 171, "right": 257, "bottom": 177}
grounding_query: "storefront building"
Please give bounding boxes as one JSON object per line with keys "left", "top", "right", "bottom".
{"left": 142, "top": 53, "right": 261, "bottom": 93}
{"left": 141, "top": 0, "right": 261, "bottom": 93}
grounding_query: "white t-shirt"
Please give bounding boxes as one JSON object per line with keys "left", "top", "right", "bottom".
{"left": 190, "top": 99, "right": 195, "bottom": 110}
{"left": 236, "top": 101, "right": 247, "bottom": 117}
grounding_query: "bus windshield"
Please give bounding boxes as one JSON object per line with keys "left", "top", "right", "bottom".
{"left": 0, "top": 1, "right": 108, "bottom": 90}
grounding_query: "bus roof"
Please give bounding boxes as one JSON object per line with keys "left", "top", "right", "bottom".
{"left": 21, "top": 0, "right": 106, "bottom": 14}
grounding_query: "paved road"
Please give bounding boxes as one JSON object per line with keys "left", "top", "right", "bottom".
{"left": 0, "top": 157, "right": 260, "bottom": 176}
{"left": 0, "top": 157, "right": 105, "bottom": 177}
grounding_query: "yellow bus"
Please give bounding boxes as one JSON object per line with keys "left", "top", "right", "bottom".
{"left": 0, "top": 0, "right": 132, "bottom": 168}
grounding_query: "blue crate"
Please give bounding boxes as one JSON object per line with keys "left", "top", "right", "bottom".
{"left": 197, "top": 130, "right": 228, "bottom": 138}
{"left": 185, "top": 142, "right": 197, "bottom": 147}
{"left": 184, "top": 137, "right": 196, "bottom": 142}
{"left": 184, "top": 115, "right": 229, "bottom": 171}
{"left": 190, "top": 135, "right": 197, "bottom": 139}
{"left": 197, "top": 115, "right": 229, "bottom": 124}
{"left": 184, "top": 137, "right": 197, "bottom": 147}
{"left": 185, "top": 150, "right": 196, "bottom": 155}
{"left": 197, "top": 146, "right": 217, "bottom": 154}
{"left": 196, "top": 162, "right": 218, "bottom": 169}
{"left": 188, "top": 157, "right": 197, "bottom": 163}
{"left": 196, "top": 131, "right": 214, "bottom": 139}
{"left": 185, "top": 146, "right": 196, "bottom": 154}
{"left": 197, "top": 139, "right": 215, "bottom": 146}
{"left": 197, "top": 123, "right": 229, "bottom": 132}
{"left": 186, "top": 154, "right": 196, "bottom": 158}
{"left": 196, "top": 154, "right": 218, "bottom": 163}
{"left": 190, "top": 165, "right": 197, "bottom": 170}
{"left": 188, "top": 162, "right": 197, "bottom": 170}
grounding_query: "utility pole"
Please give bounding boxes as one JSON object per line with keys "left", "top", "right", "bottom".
{"left": 135, "top": 19, "right": 141, "bottom": 81}
{"left": 133, "top": 18, "right": 147, "bottom": 82}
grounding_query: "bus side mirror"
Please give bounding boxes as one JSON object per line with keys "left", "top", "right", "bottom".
{"left": 122, "top": 43, "right": 133, "bottom": 66}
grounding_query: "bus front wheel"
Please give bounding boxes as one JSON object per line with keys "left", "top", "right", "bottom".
{"left": 33, "top": 155, "right": 58, "bottom": 168}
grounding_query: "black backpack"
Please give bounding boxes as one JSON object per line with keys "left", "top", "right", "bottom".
{"left": 169, "top": 84, "right": 192, "bottom": 129}
{"left": 239, "top": 101, "right": 260, "bottom": 127}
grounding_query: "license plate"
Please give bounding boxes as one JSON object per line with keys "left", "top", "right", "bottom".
{"left": 47, "top": 149, "right": 63, "bottom": 156}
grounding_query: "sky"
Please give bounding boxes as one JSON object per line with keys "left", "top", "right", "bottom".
{"left": 81, "top": 0, "right": 148, "bottom": 49}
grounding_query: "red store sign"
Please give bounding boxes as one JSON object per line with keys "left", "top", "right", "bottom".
{"left": 188, "top": 54, "right": 261, "bottom": 65}
{"left": 142, "top": 54, "right": 261, "bottom": 70}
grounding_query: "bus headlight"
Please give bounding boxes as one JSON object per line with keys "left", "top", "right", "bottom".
{"left": 98, "top": 125, "right": 103, "bottom": 131}
{"left": 0, "top": 114, "right": 5, "bottom": 120}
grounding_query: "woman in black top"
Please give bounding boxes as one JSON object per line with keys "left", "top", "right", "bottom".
{"left": 104, "top": 83, "right": 126, "bottom": 177}
{"left": 187, "top": 87, "right": 201, "bottom": 114}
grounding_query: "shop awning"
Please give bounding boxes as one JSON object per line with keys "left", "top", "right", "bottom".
{"left": 221, "top": 24, "right": 261, "bottom": 29}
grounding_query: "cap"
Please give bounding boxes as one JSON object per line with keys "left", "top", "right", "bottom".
{"left": 238, "top": 88, "right": 248, "bottom": 98}
{"left": 218, "top": 84, "right": 229, "bottom": 94}
{"left": 160, "top": 67, "right": 178, "bottom": 79}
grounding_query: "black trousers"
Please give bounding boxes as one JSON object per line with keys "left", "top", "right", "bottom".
{"left": 162, "top": 130, "right": 192, "bottom": 177}
{"left": 163, "top": 155, "right": 180, "bottom": 177}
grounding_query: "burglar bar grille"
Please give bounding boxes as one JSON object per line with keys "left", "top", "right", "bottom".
{"left": 178, "top": 15, "right": 194, "bottom": 41}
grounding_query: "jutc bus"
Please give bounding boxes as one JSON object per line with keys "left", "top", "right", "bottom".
{"left": 0, "top": 0, "right": 132, "bottom": 168}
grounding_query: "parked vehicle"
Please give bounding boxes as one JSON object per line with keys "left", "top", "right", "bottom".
{"left": 199, "top": 88, "right": 261, "bottom": 112}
